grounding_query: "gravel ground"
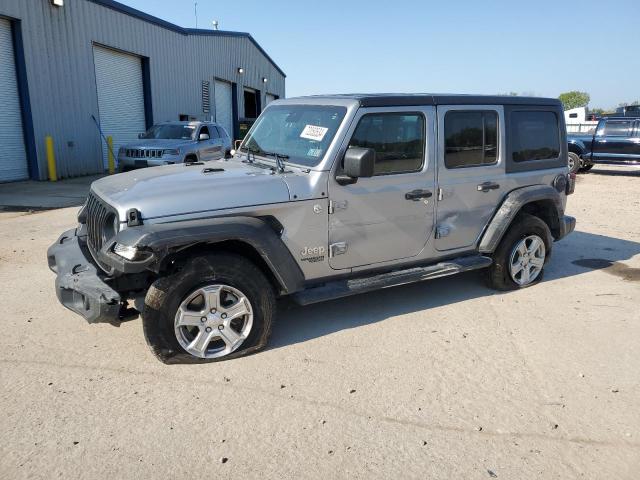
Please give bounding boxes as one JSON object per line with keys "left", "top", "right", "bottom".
{"left": 1, "top": 165, "right": 639, "bottom": 479}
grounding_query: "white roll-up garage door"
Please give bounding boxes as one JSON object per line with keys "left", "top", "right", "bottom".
{"left": 0, "top": 19, "right": 28, "bottom": 182}
{"left": 93, "top": 45, "right": 146, "bottom": 169}
{"left": 214, "top": 80, "right": 234, "bottom": 139}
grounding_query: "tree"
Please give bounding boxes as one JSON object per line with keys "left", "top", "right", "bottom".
{"left": 558, "top": 91, "right": 590, "bottom": 110}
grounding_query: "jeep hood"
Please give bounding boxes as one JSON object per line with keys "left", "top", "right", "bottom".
{"left": 91, "top": 161, "right": 291, "bottom": 221}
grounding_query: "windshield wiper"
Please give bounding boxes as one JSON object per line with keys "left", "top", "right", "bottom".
{"left": 263, "top": 151, "right": 289, "bottom": 173}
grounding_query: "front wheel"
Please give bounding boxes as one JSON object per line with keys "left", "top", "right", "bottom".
{"left": 487, "top": 213, "right": 552, "bottom": 291}
{"left": 579, "top": 163, "right": 594, "bottom": 173}
{"left": 142, "top": 253, "right": 276, "bottom": 364}
{"left": 568, "top": 152, "right": 581, "bottom": 174}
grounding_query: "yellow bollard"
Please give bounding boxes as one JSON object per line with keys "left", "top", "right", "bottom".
{"left": 45, "top": 136, "right": 57, "bottom": 182}
{"left": 107, "top": 136, "right": 115, "bottom": 174}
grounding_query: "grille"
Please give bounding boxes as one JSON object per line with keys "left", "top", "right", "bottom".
{"left": 125, "top": 148, "right": 164, "bottom": 159}
{"left": 85, "top": 192, "right": 117, "bottom": 256}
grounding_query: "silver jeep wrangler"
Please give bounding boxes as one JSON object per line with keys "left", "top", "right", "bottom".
{"left": 48, "top": 94, "right": 576, "bottom": 364}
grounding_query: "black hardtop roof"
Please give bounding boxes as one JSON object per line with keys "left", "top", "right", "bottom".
{"left": 309, "top": 93, "right": 561, "bottom": 108}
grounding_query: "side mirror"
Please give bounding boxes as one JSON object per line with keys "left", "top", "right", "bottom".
{"left": 138, "top": 133, "right": 144, "bottom": 139}
{"left": 199, "top": 133, "right": 210, "bottom": 141}
{"left": 336, "top": 147, "right": 375, "bottom": 185}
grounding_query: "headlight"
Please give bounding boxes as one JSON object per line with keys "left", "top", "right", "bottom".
{"left": 163, "top": 149, "right": 180, "bottom": 156}
{"left": 113, "top": 243, "right": 139, "bottom": 261}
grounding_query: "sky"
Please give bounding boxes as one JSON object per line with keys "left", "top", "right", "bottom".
{"left": 118, "top": 0, "right": 639, "bottom": 109}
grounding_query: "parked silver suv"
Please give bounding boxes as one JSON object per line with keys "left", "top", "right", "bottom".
{"left": 118, "top": 121, "right": 232, "bottom": 170}
{"left": 48, "top": 94, "right": 576, "bottom": 364}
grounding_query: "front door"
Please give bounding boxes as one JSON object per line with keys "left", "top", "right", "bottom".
{"left": 328, "top": 107, "right": 436, "bottom": 270}
{"left": 198, "top": 125, "right": 222, "bottom": 160}
{"left": 435, "top": 105, "right": 506, "bottom": 251}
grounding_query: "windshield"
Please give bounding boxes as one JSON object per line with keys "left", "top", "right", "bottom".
{"left": 241, "top": 105, "right": 347, "bottom": 167}
{"left": 141, "top": 124, "right": 196, "bottom": 140}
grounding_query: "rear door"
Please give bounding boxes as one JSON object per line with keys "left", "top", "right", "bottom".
{"left": 592, "top": 119, "right": 635, "bottom": 161}
{"left": 435, "top": 105, "right": 505, "bottom": 251}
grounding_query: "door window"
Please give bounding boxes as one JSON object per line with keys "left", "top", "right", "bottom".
{"left": 215, "top": 126, "right": 227, "bottom": 138}
{"left": 348, "top": 113, "right": 424, "bottom": 175}
{"left": 444, "top": 111, "right": 498, "bottom": 168}
{"left": 199, "top": 126, "right": 210, "bottom": 139}
{"left": 603, "top": 120, "right": 632, "bottom": 137}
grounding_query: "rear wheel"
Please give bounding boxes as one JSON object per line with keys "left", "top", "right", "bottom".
{"left": 142, "top": 253, "right": 276, "bottom": 364}
{"left": 487, "top": 213, "right": 552, "bottom": 291}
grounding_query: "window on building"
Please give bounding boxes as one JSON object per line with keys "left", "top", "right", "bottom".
{"left": 603, "top": 120, "right": 632, "bottom": 137}
{"left": 444, "top": 111, "right": 498, "bottom": 168}
{"left": 569, "top": 113, "right": 578, "bottom": 118}
{"left": 348, "top": 113, "right": 424, "bottom": 175}
{"left": 511, "top": 111, "right": 560, "bottom": 162}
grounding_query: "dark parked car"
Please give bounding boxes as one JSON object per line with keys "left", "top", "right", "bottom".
{"left": 567, "top": 116, "right": 640, "bottom": 172}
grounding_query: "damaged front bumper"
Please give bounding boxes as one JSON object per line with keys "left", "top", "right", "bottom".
{"left": 47, "top": 229, "right": 121, "bottom": 323}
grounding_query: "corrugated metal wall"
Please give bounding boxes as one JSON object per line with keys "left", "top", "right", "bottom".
{"left": 0, "top": 0, "right": 285, "bottom": 180}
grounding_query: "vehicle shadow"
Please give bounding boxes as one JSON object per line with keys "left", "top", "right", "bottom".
{"left": 269, "top": 230, "right": 640, "bottom": 350}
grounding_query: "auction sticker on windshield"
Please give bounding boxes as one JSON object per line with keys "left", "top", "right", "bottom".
{"left": 300, "top": 125, "right": 329, "bottom": 142}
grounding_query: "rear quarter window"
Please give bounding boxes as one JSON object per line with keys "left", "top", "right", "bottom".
{"left": 511, "top": 111, "right": 560, "bottom": 162}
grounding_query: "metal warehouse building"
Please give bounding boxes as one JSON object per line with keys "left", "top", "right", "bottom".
{"left": 0, "top": 0, "right": 285, "bottom": 182}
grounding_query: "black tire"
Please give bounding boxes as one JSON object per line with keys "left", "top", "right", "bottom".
{"left": 487, "top": 213, "right": 552, "bottom": 291}
{"left": 579, "top": 163, "right": 594, "bottom": 173}
{"left": 568, "top": 152, "right": 581, "bottom": 174}
{"left": 184, "top": 155, "right": 198, "bottom": 163}
{"left": 142, "top": 253, "right": 276, "bottom": 364}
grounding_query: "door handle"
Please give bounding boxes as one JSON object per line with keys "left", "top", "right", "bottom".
{"left": 405, "top": 189, "right": 433, "bottom": 201}
{"left": 477, "top": 181, "right": 500, "bottom": 192}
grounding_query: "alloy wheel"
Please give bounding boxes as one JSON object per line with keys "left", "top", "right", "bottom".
{"left": 174, "top": 284, "right": 253, "bottom": 359}
{"left": 508, "top": 235, "right": 546, "bottom": 286}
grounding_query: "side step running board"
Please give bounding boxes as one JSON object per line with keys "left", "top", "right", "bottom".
{"left": 291, "top": 255, "right": 492, "bottom": 306}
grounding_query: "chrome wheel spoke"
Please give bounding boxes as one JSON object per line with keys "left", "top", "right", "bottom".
{"left": 222, "top": 299, "right": 250, "bottom": 322}
{"left": 203, "top": 286, "right": 222, "bottom": 312}
{"left": 511, "top": 261, "right": 524, "bottom": 275}
{"left": 527, "top": 237, "right": 542, "bottom": 255}
{"left": 530, "top": 256, "right": 544, "bottom": 268}
{"left": 520, "top": 265, "right": 531, "bottom": 284}
{"left": 517, "top": 242, "right": 528, "bottom": 256}
{"left": 176, "top": 308, "right": 205, "bottom": 327}
{"left": 218, "top": 326, "right": 242, "bottom": 349}
{"left": 188, "top": 328, "right": 214, "bottom": 356}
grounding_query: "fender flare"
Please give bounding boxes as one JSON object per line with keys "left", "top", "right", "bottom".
{"left": 567, "top": 139, "right": 587, "bottom": 155}
{"left": 104, "top": 216, "right": 305, "bottom": 294}
{"left": 478, "top": 185, "right": 564, "bottom": 253}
